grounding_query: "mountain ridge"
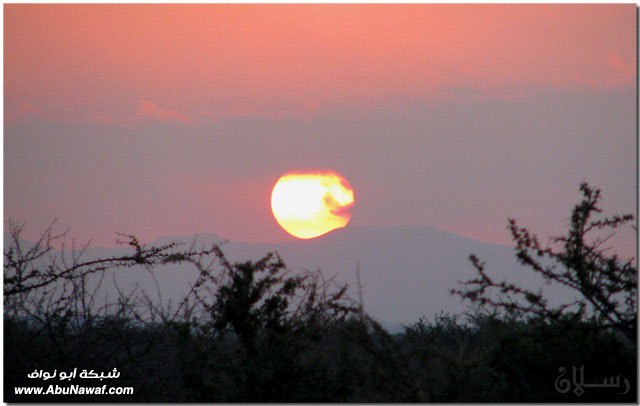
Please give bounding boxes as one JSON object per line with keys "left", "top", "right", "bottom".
{"left": 148, "top": 224, "right": 515, "bottom": 250}
{"left": 6, "top": 224, "right": 564, "bottom": 325}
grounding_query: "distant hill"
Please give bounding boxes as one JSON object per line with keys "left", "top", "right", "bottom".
{"left": 5, "top": 225, "right": 574, "bottom": 325}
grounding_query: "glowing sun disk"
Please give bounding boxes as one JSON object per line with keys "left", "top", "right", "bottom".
{"left": 271, "top": 171, "right": 355, "bottom": 239}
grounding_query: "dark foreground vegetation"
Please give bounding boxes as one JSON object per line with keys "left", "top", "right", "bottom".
{"left": 4, "top": 183, "right": 637, "bottom": 402}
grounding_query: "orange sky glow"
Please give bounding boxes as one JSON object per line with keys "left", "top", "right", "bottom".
{"left": 6, "top": 4, "right": 635, "bottom": 124}
{"left": 4, "top": 4, "right": 637, "bottom": 257}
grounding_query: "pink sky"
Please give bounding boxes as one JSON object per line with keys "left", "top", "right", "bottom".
{"left": 5, "top": 5, "right": 635, "bottom": 123}
{"left": 4, "top": 4, "right": 637, "bottom": 257}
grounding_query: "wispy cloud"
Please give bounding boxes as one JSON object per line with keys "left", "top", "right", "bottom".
{"left": 135, "top": 100, "right": 194, "bottom": 125}
{"left": 5, "top": 100, "right": 195, "bottom": 127}
{"left": 4, "top": 101, "right": 52, "bottom": 124}
{"left": 606, "top": 52, "right": 636, "bottom": 86}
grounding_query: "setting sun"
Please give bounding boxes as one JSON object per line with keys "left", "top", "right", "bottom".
{"left": 271, "top": 171, "right": 355, "bottom": 239}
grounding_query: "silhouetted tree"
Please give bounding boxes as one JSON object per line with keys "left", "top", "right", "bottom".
{"left": 452, "top": 183, "right": 637, "bottom": 341}
{"left": 4, "top": 220, "right": 225, "bottom": 401}
{"left": 5, "top": 181, "right": 636, "bottom": 403}
{"left": 170, "top": 245, "right": 360, "bottom": 401}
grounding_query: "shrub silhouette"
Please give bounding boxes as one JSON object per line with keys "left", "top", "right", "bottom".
{"left": 171, "top": 247, "right": 360, "bottom": 401}
{"left": 4, "top": 182, "right": 636, "bottom": 402}
{"left": 452, "top": 182, "right": 637, "bottom": 342}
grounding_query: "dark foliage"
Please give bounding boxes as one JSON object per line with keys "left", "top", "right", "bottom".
{"left": 4, "top": 183, "right": 637, "bottom": 402}
{"left": 452, "top": 182, "right": 637, "bottom": 342}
